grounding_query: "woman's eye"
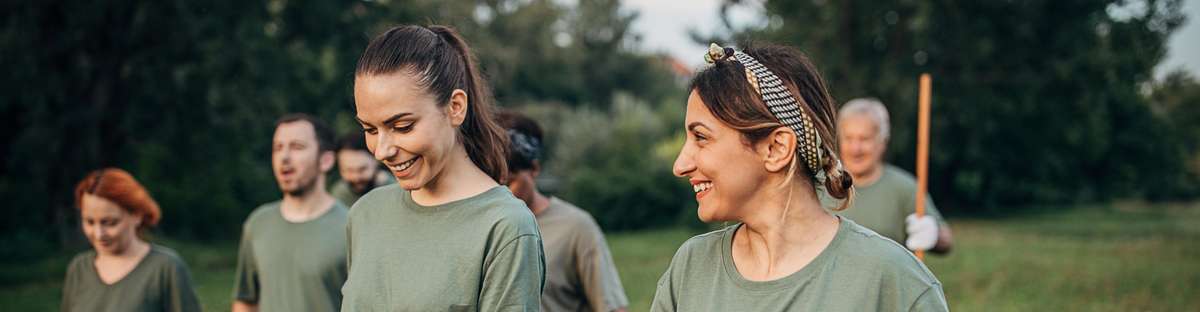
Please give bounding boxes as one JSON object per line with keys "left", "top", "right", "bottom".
{"left": 393, "top": 124, "right": 413, "bottom": 133}
{"left": 362, "top": 128, "right": 378, "bottom": 135}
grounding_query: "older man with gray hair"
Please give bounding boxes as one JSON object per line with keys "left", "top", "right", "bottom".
{"left": 833, "top": 98, "right": 953, "bottom": 254}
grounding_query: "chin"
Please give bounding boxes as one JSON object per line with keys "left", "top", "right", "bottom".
{"left": 395, "top": 176, "right": 427, "bottom": 191}
{"left": 696, "top": 206, "right": 723, "bottom": 223}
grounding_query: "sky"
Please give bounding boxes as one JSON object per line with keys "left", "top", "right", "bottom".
{"left": 624, "top": 0, "right": 1200, "bottom": 78}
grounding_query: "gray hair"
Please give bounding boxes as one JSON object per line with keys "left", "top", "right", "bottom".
{"left": 838, "top": 98, "right": 891, "bottom": 141}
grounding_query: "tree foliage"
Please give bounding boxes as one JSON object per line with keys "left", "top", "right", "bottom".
{"left": 0, "top": 0, "right": 680, "bottom": 255}
{"left": 718, "top": 0, "right": 1191, "bottom": 211}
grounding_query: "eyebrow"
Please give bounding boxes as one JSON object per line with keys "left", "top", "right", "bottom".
{"left": 687, "top": 122, "right": 710, "bottom": 132}
{"left": 356, "top": 113, "right": 412, "bottom": 127}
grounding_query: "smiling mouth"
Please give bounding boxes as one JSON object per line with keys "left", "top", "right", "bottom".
{"left": 390, "top": 156, "right": 420, "bottom": 172}
{"left": 692, "top": 182, "right": 712, "bottom": 193}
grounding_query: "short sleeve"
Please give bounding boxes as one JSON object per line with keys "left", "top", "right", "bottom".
{"left": 60, "top": 257, "right": 81, "bottom": 312}
{"left": 648, "top": 262, "right": 676, "bottom": 312}
{"left": 575, "top": 223, "right": 628, "bottom": 312}
{"left": 231, "top": 224, "right": 260, "bottom": 303}
{"left": 477, "top": 234, "right": 545, "bottom": 311}
{"left": 163, "top": 258, "right": 202, "bottom": 312}
{"left": 908, "top": 284, "right": 949, "bottom": 312}
{"left": 903, "top": 191, "right": 946, "bottom": 225}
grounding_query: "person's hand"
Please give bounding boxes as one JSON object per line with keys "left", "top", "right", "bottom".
{"left": 905, "top": 214, "right": 938, "bottom": 251}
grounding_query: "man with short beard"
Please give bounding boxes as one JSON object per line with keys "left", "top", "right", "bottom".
{"left": 330, "top": 132, "right": 393, "bottom": 207}
{"left": 232, "top": 114, "right": 348, "bottom": 312}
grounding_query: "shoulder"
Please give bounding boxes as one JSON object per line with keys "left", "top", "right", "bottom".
{"left": 882, "top": 164, "right": 918, "bottom": 189}
{"left": 326, "top": 200, "right": 350, "bottom": 220}
{"left": 146, "top": 245, "right": 190, "bottom": 272}
{"left": 66, "top": 250, "right": 95, "bottom": 274}
{"left": 836, "top": 219, "right": 939, "bottom": 286}
{"left": 349, "top": 184, "right": 401, "bottom": 217}
{"left": 481, "top": 188, "right": 540, "bottom": 238}
{"left": 243, "top": 201, "right": 281, "bottom": 228}
{"left": 669, "top": 224, "right": 734, "bottom": 267}
{"left": 547, "top": 198, "right": 603, "bottom": 230}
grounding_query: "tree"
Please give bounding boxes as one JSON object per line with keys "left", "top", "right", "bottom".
{"left": 717, "top": 0, "right": 1188, "bottom": 211}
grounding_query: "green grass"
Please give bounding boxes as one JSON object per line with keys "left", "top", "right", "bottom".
{"left": 4, "top": 201, "right": 1198, "bottom": 311}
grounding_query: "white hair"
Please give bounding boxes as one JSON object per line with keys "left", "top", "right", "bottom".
{"left": 838, "top": 98, "right": 891, "bottom": 141}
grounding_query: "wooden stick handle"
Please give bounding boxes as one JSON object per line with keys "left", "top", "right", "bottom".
{"left": 916, "top": 73, "right": 932, "bottom": 261}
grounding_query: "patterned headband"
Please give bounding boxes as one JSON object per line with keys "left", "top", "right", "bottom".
{"left": 704, "top": 43, "right": 825, "bottom": 176}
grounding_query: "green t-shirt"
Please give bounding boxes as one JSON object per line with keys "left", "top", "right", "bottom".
{"left": 538, "top": 197, "right": 629, "bottom": 312}
{"left": 330, "top": 171, "right": 394, "bottom": 207}
{"left": 341, "top": 185, "right": 545, "bottom": 311}
{"left": 822, "top": 164, "right": 946, "bottom": 244}
{"left": 650, "top": 218, "right": 947, "bottom": 312}
{"left": 60, "top": 244, "right": 201, "bottom": 312}
{"left": 232, "top": 201, "right": 349, "bottom": 312}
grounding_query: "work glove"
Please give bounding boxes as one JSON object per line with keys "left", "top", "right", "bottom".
{"left": 905, "top": 214, "right": 938, "bottom": 251}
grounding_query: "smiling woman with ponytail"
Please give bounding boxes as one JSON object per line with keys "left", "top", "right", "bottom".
{"left": 341, "top": 25, "right": 545, "bottom": 311}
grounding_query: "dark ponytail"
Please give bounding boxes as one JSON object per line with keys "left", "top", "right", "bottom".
{"left": 356, "top": 25, "right": 509, "bottom": 183}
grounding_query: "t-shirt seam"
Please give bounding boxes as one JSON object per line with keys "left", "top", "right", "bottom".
{"left": 492, "top": 233, "right": 541, "bottom": 258}
{"left": 906, "top": 284, "right": 939, "bottom": 311}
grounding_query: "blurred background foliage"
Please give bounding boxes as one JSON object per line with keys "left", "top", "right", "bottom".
{"left": 1, "top": 0, "right": 1197, "bottom": 262}
{"left": 713, "top": 0, "right": 1199, "bottom": 209}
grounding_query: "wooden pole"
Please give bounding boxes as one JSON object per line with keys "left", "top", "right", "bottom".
{"left": 915, "top": 73, "right": 932, "bottom": 261}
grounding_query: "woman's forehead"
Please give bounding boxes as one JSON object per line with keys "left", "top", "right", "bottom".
{"left": 354, "top": 73, "right": 439, "bottom": 122}
{"left": 81, "top": 195, "right": 125, "bottom": 215}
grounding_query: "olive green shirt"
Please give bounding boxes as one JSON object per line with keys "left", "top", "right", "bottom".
{"left": 60, "top": 244, "right": 201, "bottom": 312}
{"left": 538, "top": 197, "right": 629, "bottom": 312}
{"left": 341, "top": 185, "right": 545, "bottom": 311}
{"left": 650, "top": 218, "right": 947, "bottom": 311}
{"left": 330, "top": 171, "right": 394, "bottom": 207}
{"left": 823, "top": 164, "right": 946, "bottom": 244}
{"left": 232, "top": 201, "right": 349, "bottom": 312}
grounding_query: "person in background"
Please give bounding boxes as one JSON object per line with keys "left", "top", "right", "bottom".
{"left": 835, "top": 98, "right": 953, "bottom": 254}
{"left": 330, "top": 131, "right": 393, "bottom": 207}
{"left": 498, "top": 110, "right": 630, "bottom": 312}
{"left": 62, "top": 168, "right": 201, "bottom": 312}
{"left": 231, "top": 113, "right": 348, "bottom": 312}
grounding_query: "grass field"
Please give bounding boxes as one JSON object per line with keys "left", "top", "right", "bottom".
{"left": 3, "top": 201, "right": 1197, "bottom": 311}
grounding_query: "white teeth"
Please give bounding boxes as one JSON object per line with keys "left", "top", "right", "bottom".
{"left": 692, "top": 182, "right": 713, "bottom": 193}
{"left": 393, "top": 157, "right": 417, "bottom": 171}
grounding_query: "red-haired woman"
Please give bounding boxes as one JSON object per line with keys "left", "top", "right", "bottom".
{"left": 60, "top": 168, "right": 201, "bottom": 312}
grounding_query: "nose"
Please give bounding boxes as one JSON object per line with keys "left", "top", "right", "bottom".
{"left": 91, "top": 224, "right": 106, "bottom": 241}
{"left": 373, "top": 133, "right": 397, "bottom": 162}
{"left": 672, "top": 143, "right": 695, "bottom": 178}
{"left": 279, "top": 147, "right": 292, "bottom": 163}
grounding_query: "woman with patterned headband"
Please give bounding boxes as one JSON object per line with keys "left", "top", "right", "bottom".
{"left": 650, "top": 43, "right": 947, "bottom": 311}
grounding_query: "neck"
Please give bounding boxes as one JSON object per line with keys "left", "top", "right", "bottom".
{"left": 732, "top": 179, "right": 839, "bottom": 280}
{"left": 852, "top": 163, "right": 884, "bottom": 186}
{"left": 528, "top": 191, "right": 550, "bottom": 216}
{"left": 412, "top": 145, "right": 498, "bottom": 205}
{"left": 98, "top": 237, "right": 149, "bottom": 261}
{"left": 281, "top": 176, "right": 334, "bottom": 222}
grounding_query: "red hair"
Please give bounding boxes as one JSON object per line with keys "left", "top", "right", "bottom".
{"left": 74, "top": 168, "right": 161, "bottom": 230}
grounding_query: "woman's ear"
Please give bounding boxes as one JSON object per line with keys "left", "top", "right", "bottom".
{"left": 758, "top": 127, "right": 797, "bottom": 173}
{"left": 446, "top": 89, "right": 469, "bottom": 127}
